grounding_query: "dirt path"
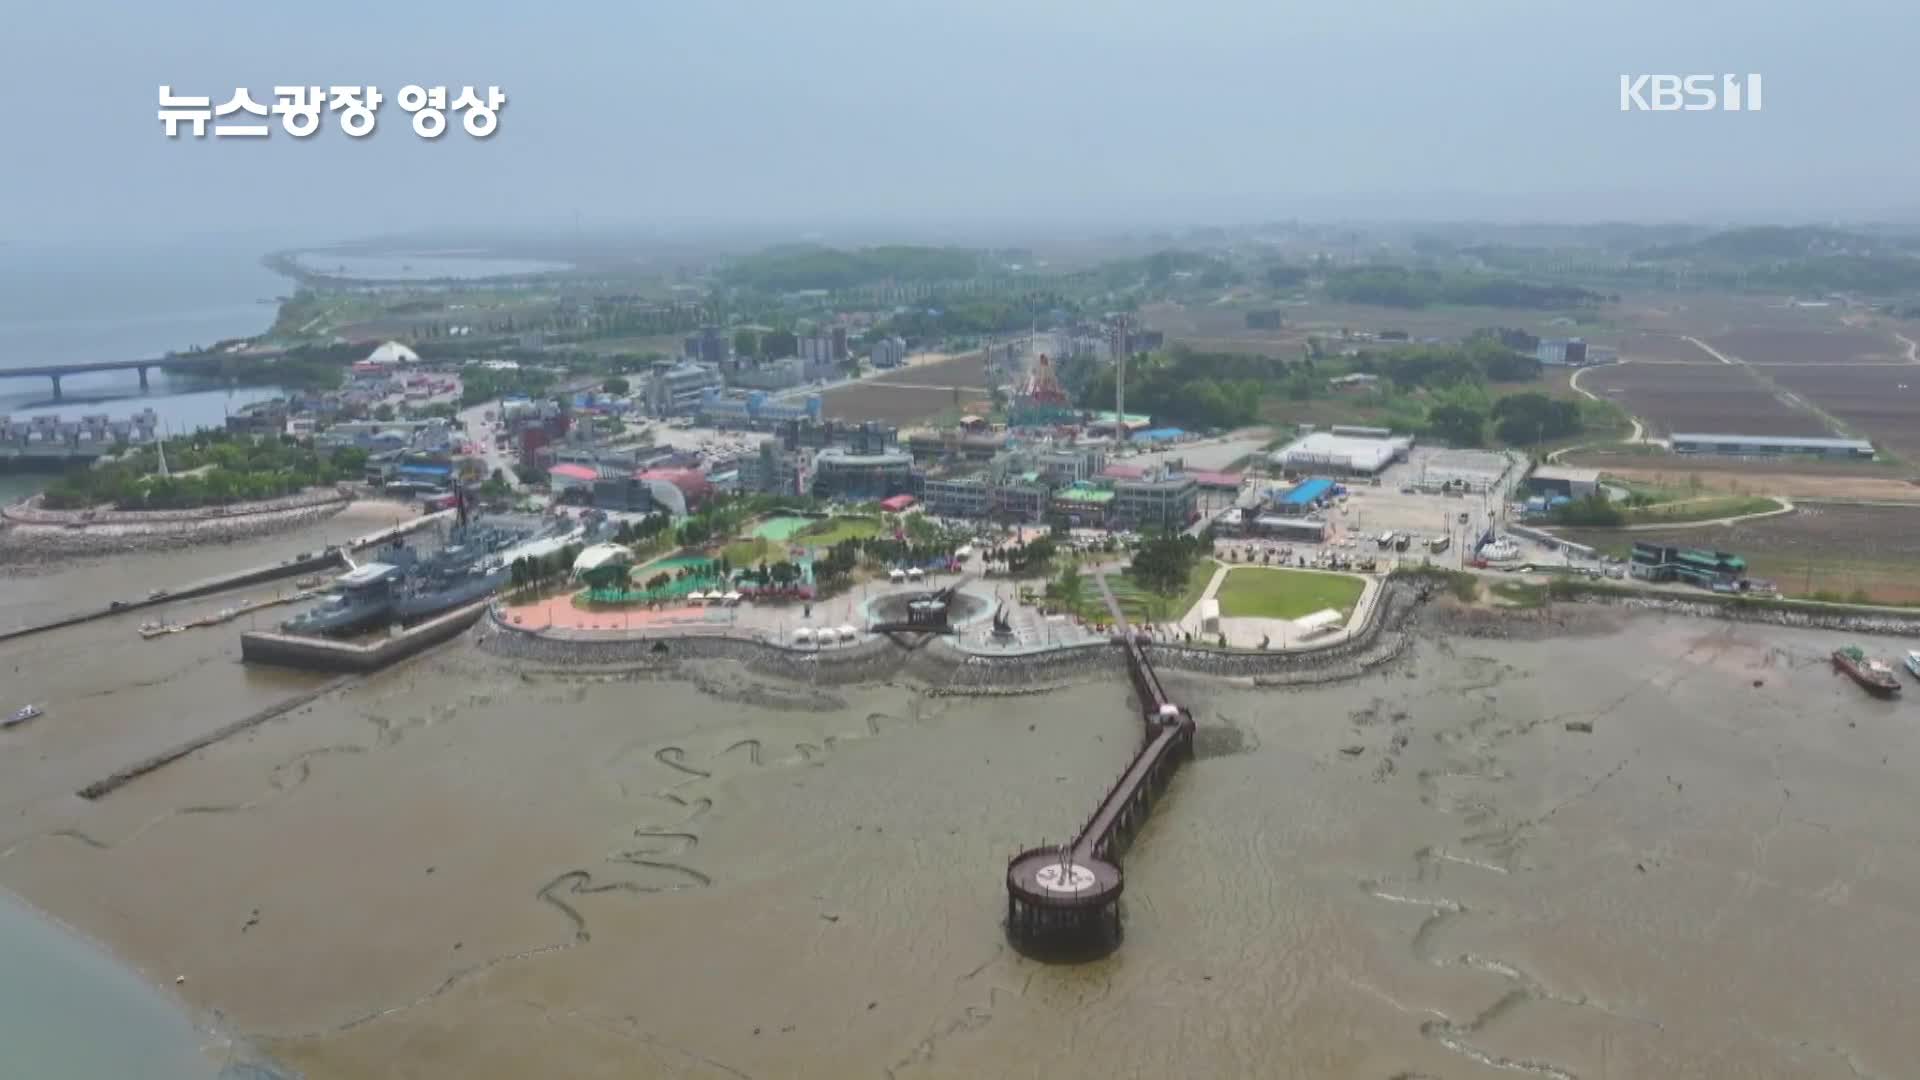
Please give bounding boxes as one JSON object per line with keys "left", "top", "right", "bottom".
{"left": 1615, "top": 496, "right": 1796, "bottom": 531}
{"left": 1683, "top": 335, "right": 1738, "bottom": 365}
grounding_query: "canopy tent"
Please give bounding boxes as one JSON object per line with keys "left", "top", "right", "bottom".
{"left": 837, "top": 625, "right": 858, "bottom": 642}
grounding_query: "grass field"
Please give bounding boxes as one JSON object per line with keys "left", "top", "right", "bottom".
{"left": 1062, "top": 560, "right": 1218, "bottom": 624}
{"left": 1215, "top": 567, "right": 1366, "bottom": 620}
{"left": 1617, "top": 493, "right": 1784, "bottom": 525}
{"left": 750, "top": 516, "right": 814, "bottom": 541}
{"left": 721, "top": 537, "right": 774, "bottom": 566}
{"left": 792, "top": 516, "right": 882, "bottom": 547}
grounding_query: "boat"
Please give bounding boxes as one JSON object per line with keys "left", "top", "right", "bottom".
{"left": 279, "top": 490, "right": 527, "bottom": 637}
{"left": 1906, "top": 650, "right": 1920, "bottom": 681}
{"left": 1832, "top": 646, "right": 1902, "bottom": 697}
{"left": 4, "top": 704, "right": 43, "bottom": 729}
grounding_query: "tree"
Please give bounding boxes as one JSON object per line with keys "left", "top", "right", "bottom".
{"left": 603, "top": 376, "right": 630, "bottom": 395}
{"left": 1491, "top": 392, "right": 1582, "bottom": 447}
{"left": 372, "top": 403, "right": 396, "bottom": 422}
{"left": 1426, "top": 402, "right": 1487, "bottom": 447}
{"left": 1130, "top": 534, "right": 1198, "bottom": 599}
{"left": 732, "top": 328, "right": 759, "bottom": 358}
{"left": 1052, "top": 562, "right": 1086, "bottom": 612}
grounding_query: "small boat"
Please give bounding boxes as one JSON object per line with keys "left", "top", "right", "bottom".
{"left": 1833, "top": 646, "right": 1901, "bottom": 697}
{"left": 1906, "top": 650, "right": 1920, "bottom": 681}
{"left": 4, "top": 704, "right": 43, "bottom": 728}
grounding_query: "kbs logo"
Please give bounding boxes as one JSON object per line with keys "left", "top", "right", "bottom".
{"left": 1619, "top": 74, "right": 1763, "bottom": 112}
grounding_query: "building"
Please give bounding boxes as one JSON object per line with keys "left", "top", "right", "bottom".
{"left": 1536, "top": 338, "right": 1589, "bottom": 366}
{"left": 1052, "top": 482, "right": 1115, "bottom": 526}
{"left": 362, "top": 340, "right": 421, "bottom": 367}
{"left": 646, "top": 360, "right": 723, "bottom": 417}
{"left": 1670, "top": 433, "right": 1875, "bottom": 460}
{"left": 870, "top": 336, "right": 908, "bottom": 369}
{"left": 590, "top": 474, "right": 653, "bottom": 512}
{"left": 549, "top": 462, "right": 598, "bottom": 495}
{"left": 1527, "top": 465, "right": 1600, "bottom": 501}
{"left": 696, "top": 388, "right": 824, "bottom": 429}
{"left": 1329, "top": 373, "right": 1380, "bottom": 391}
{"left": 1629, "top": 542, "right": 1746, "bottom": 587}
{"left": 226, "top": 398, "right": 289, "bottom": 435}
{"left": 683, "top": 326, "right": 727, "bottom": 367}
{"left": 1034, "top": 444, "right": 1107, "bottom": 486}
{"left": 922, "top": 474, "right": 990, "bottom": 519}
{"left": 1246, "top": 514, "right": 1330, "bottom": 542}
{"left": 1269, "top": 477, "right": 1334, "bottom": 516}
{"left": 810, "top": 446, "right": 915, "bottom": 500}
{"left": 1111, "top": 465, "right": 1199, "bottom": 531}
{"left": 738, "top": 440, "right": 808, "bottom": 496}
{"left": 1271, "top": 431, "right": 1411, "bottom": 476}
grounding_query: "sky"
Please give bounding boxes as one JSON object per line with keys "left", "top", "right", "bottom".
{"left": 1, "top": 0, "right": 1917, "bottom": 247}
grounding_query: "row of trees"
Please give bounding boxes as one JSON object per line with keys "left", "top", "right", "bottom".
{"left": 507, "top": 543, "right": 585, "bottom": 590}
{"left": 42, "top": 436, "right": 370, "bottom": 511}
{"left": 1325, "top": 266, "right": 1604, "bottom": 310}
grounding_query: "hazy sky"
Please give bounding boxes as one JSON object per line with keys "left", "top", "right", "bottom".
{"left": 3, "top": 0, "right": 1917, "bottom": 246}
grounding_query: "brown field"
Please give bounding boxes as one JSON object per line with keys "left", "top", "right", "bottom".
{"left": 819, "top": 383, "right": 956, "bottom": 424}
{"left": 1578, "top": 361, "right": 1832, "bottom": 437}
{"left": 1558, "top": 502, "right": 1920, "bottom": 604}
{"left": 1708, "top": 327, "right": 1902, "bottom": 365}
{"left": 867, "top": 350, "right": 990, "bottom": 388}
{"left": 1766, "top": 363, "right": 1920, "bottom": 462}
{"left": 1561, "top": 451, "right": 1920, "bottom": 501}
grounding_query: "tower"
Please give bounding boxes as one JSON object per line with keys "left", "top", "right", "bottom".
{"left": 1114, "top": 316, "right": 1127, "bottom": 436}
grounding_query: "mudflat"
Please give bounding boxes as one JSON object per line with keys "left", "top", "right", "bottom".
{"left": 2, "top": 555, "right": 1917, "bottom": 1077}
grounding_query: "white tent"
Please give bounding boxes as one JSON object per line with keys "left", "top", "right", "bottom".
{"left": 723, "top": 591, "right": 743, "bottom": 605}
{"left": 363, "top": 340, "right": 420, "bottom": 366}
{"left": 906, "top": 567, "right": 925, "bottom": 580}
{"left": 792, "top": 627, "right": 814, "bottom": 644}
{"left": 888, "top": 568, "right": 905, "bottom": 582}
{"left": 686, "top": 591, "right": 708, "bottom": 603}
{"left": 838, "top": 625, "right": 858, "bottom": 642}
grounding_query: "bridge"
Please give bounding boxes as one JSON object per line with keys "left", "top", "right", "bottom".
{"left": 0, "top": 357, "right": 210, "bottom": 400}
{"left": 1004, "top": 633, "right": 1195, "bottom": 958}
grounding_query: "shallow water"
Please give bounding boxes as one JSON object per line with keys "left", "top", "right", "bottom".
{"left": 1, "top": 581, "right": 1917, "bottom": 1078}
{"left": 0, "top": 890, "right": 218, "bottom": 1080}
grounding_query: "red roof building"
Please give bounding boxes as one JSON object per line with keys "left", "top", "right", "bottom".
{"left": 879, "top": 494, "right": 917, "bottom": 512}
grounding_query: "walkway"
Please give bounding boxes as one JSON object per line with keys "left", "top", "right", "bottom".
{"left": 1092, "top": 568, "right": 1128, "bottom": 629}
{"left": 1005, "top": 637, "right": 1195, "bottom": 958}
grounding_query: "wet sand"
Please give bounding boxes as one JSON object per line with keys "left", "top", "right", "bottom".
{"left": 2, "top": 560, "right": 1918, "bottom": 1078}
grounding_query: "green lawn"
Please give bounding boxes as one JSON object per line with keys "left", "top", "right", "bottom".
{"left": 792, "top": 516, "right": 882, "bottom": 547}
{"left": 1216, "top": 567, "right": 1366, "bottom": 621}
{"left": 721, "top": 536, "right": 774, "bottom": 567}
{"left": 1618, "top": 495, "right": 1782, "bottom": 526}
{"left": 1057, "top": 558, "right": 1218, "bottom": 625}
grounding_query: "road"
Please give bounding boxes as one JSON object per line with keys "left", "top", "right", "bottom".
{"left": 457, "top": 398, "right": 525, "bottom": 492}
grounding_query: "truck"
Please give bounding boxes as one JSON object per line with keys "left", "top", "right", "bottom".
{"left": 1376, "top": 530, "right": 1395, "bottom": 549}
{"left": 1428, "top": 535, "right": 1450, "bottom": 554}
{"left": 1394, "top": 534, "right": 1411, "bottom": 552}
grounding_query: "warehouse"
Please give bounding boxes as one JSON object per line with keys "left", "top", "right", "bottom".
{"left": 1670, "top": 433, "right": 1875, "bottom": 460}
{"left": 1268, "top": 477, "right": 1335, "bottom": 516}
{"left": 1270, "top": 431, "right": 1410, "bottom": 476}
{"left": 1527, "top": 464, "right": 1599, "bottom": 501}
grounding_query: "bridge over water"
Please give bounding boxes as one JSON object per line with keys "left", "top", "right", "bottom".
{"left": 1005, "top": 633, "right": 1195, "bottom": 958}
{"left": 0, "top": 356, "right": 235, "bottom": 400}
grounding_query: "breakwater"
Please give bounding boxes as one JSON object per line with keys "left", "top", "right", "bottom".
{"left": 240, "top": 600, "right": 490, "bottom": 672}
{"left": 1558, "top": 584, "right": 1920, "bottom": 636}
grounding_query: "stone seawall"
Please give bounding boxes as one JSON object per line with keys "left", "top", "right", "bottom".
{"left": 474, "top": 582, "right": 1425, "bottom": 694}
{"left": 1, "top": 491, "right": 352, "bottom": 564}
{"left": 1569, "top": 591, "right": 1920, "bottom": 637}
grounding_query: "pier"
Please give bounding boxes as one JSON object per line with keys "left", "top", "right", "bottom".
{"left": 1005, "top": 634, "right": 1195, "bottom": 959}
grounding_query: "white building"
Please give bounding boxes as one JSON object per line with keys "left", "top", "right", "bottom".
{"left": 1270, "top": 431, "right": 1411, "bottom": 476}
{"left": 363, "top": 341, "right": 421, "bottom": 366}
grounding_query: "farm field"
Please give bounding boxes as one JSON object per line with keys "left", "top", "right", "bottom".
{"left": 1613, "top": 332, "right": 1723, "bottom": 364}
{"left": 1561, "top": 454, "right": 1920, "bottom": 501}
{"left": 1764, "top": 364, "right": 1920, "bottom": 462}
{"left": 1556, "top": 502, "right": 1920, "bottom": 605}
{"left": 1578, "top": 361, "right": 1832, "bottom": 437}
{"left": 1708, "top": 327, "right": 1902, "bottom": 365}
{"left": 822, "top": 351, "right": 993, "bottom": 424}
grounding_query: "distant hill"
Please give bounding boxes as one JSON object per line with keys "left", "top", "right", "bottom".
{"left": 720, "top": 244, "right": 985, "bottom": 292}
{"left": 1634, "top": 225, "right": 1919, "bottom": 262}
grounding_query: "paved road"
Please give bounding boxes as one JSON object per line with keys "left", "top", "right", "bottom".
{"left": 457, "top": 399, "right": 525, "bottom": 492}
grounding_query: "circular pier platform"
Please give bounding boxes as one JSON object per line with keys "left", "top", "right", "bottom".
{"left": 1006, "top": 847, "right": 1124, "bottom": 958}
